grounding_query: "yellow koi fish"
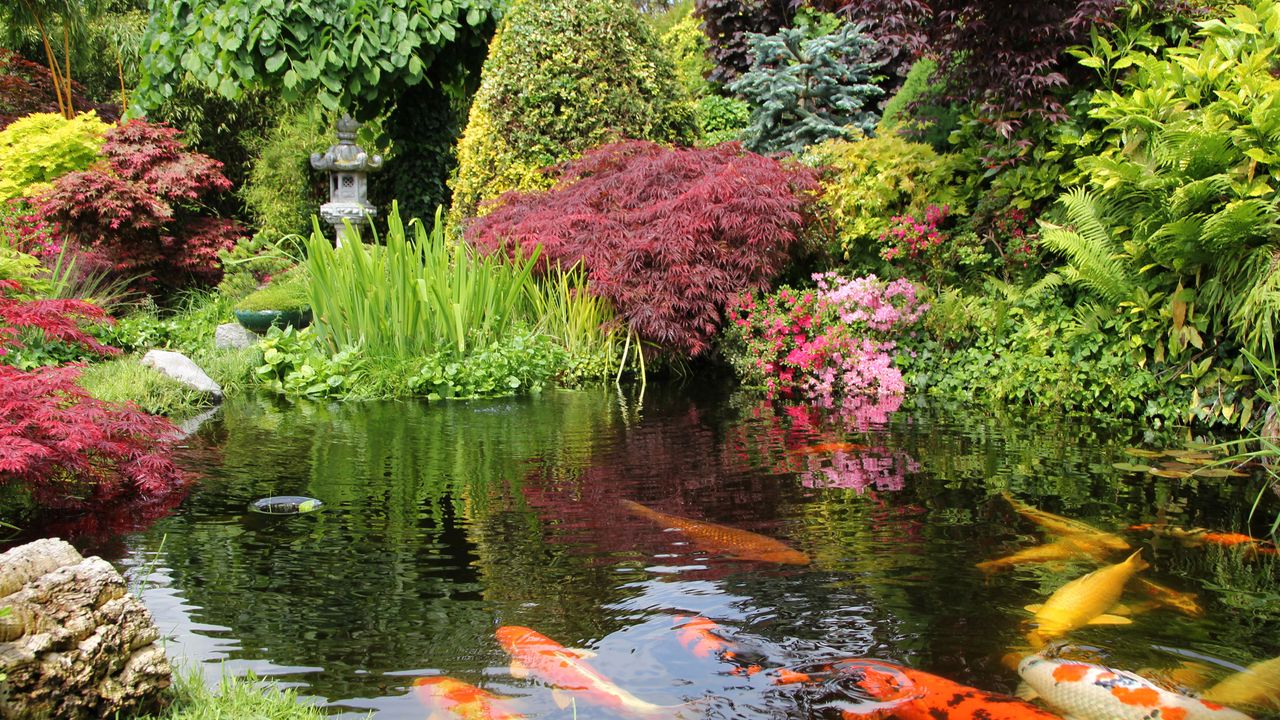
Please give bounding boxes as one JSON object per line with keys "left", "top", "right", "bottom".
{"left": 1001, "top": 493, "right": 1130, "bottom": 552}
{"left": 1025, "top": 550, "right": 1149, "bottom": 648}
{"left": 1203, "top": 655, "right": 1280, "bottom": 711}
{"left": 1131, "top": 576, "right": 1204, "bottom": 617}
{"left": 976, "top": 537, "right": 1112, "bottom": 573}
{"left": 621, "top": 500, "right": 810, "bottom": 565}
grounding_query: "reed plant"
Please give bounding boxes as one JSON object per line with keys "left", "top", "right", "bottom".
{"left": 527, "top": 263, "right": 625, "bottom": 377}
{"left": 303, "top": 205, "right": 540, "bottom": 362}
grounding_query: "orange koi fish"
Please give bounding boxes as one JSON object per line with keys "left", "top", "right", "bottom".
{"left": 621, "top": 500, "right": 810, "bottom": 565}
{"left": 777, "top": 658, "right": 1064, "bottom": 719}
{"left": 791, "top": 441, "right": 869, "bottom": 455}
{"left": 976, "top": 537, "right": 1113, "bottom": 573}
{"left": 1001, "top": 493, "right": 1131, "bottom": 551}
{"left": 1129, "top": 524, "right": 1278, "bottom": 555}
{"left": 496, "top": 625, "right": 683, "bottom": 717}
{"left": 413, "top": 677, "right": 526, "bottom": 720}
{"left": 1203, "top": 655, "right": 1280, "bottom": 711}
{"left": 1131, "top": 576, "right": 1205, "bottom": 617}
{"left": 672, "top": 615, "right": 762, "bottom": 677}
{"left": 1019, "top": 656, "right": 1252, "bottom": 720}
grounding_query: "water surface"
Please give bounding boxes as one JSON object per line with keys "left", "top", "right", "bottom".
{"left": 40, "top": 387, "right": 1280, "bottom": 717}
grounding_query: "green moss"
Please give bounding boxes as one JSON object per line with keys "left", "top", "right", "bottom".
{"left": 233, "top": 269, "right": 311, "bottom": 312}
{"left": 449, "top": 0, "right": 696, "bottom": 222}
{"left": 77, "top": 357, "right": 215, "bottom": 418}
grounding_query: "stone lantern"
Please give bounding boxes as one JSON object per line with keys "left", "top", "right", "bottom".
{"left": 310, "top": 114, "right": 383, "bottom": 245}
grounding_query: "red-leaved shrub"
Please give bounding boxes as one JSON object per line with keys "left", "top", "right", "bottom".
{"left": 0, "top": 364, "right": 185, "bottom": 508}
{"left": 36, "top": 119, "right": 242, "bottom": 295}
{"left": 466, "top": 141, "right": 820, "bottom": 357}
{"left": 0, "top": 279, "right": 184, "bottom": 508}
{"left": 0, "top": 48, "right": 119, "bottom": 130}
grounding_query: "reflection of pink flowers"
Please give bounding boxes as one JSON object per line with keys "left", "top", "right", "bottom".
{"left": 802, "top": 450, "right": 919, "bottom": 492}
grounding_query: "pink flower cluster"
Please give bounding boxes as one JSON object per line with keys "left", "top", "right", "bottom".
{"left": 728, "top": 272, "right": 928, "bottom": 415}
{"left": 879, "top": 204, "right": 950, "bottom": 262}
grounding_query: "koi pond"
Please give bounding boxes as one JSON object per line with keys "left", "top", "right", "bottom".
{"left": 27, "top": 386, "right": 1280, "bottom": 718}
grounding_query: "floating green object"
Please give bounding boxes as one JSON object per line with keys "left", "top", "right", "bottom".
{"left": 1112, "top": 462, "right": 1153, "bottom": 473}
{"left": 1124, "top": 448, "right": 1164, "bottom": 458}
{"left": 249, "top": 495, "right": 324, "bottom": 515}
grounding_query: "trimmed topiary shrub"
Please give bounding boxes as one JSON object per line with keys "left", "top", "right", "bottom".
{"left": 465, "top": 140, "right": 820, "bottom": 358}
{"left": 0, "top": 112, "right": 110, "bottom": 201}
{"left": 449, "top": 0, "right": 697, "bottom": 222}
{"left": 234, "top": 266, "right": 310, "bottom": 313}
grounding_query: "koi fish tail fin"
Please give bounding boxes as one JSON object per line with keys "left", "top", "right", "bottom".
{"left": 1125, "top": 549, "right": 1150, "bottom": 571}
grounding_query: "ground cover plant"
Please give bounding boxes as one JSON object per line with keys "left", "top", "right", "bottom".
{"left": 466, "top": 140, "right": 820, "bottom": 359}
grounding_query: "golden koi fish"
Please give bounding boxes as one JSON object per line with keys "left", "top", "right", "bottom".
{"left": 1025, "top": 550, "right": 1149, "bottom": 648}
{"left": 621, "top": 500, "right": 810, "bottom": 565}
{"left": 1130, "top": 576, "right": 1204, "bottom": 617}
{"left": 1203, "top": 655, "right": 1280, "bottom": 711}
{"left": 976, "top": 537, "right": 1113, "bottom": 573}
{"left": 1001, "top": 493, "right": 1130, "bottom": 551}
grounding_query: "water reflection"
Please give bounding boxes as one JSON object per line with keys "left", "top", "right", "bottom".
{"left": 16, "top": 386, "right": 1280, "bottom": 718}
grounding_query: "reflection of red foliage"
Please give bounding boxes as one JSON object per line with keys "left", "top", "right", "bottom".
{"left": 517, "top": 405, "right": 800, "bottom": 573}
{"left": 22, "top": 484, "right": 192, "bottom": 556}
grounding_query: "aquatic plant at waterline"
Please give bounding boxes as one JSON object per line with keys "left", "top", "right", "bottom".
{"left": 304, "top": 206, "right": 539, "bottom": 361}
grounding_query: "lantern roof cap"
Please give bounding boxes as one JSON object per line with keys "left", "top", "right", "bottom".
{"left": 311, "top": 114, "right": 383, "bottom": 173}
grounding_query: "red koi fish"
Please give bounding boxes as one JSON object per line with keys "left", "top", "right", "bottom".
{"left": 1129, "top": 524, "right": 1278, "bottom": 555}
{"left": 1018, "top": 655, "right": 1252, "bottom": 720}
{"left": 774, "top": 658, "right": 1064, "bottom": 719}
{"left": 622, "top": 499, "right": 810, "bottom": 565}
{"left": 672, "top": 615, "right": 762, "bottom": 677}
{"left": 496, "top": 625, "right": 683, "bottom": 717}
{"left": 413, "top": 677, "right": 526, "bottom": 720}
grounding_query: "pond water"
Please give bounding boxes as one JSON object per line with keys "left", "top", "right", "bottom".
{"left": 27, "top": 386, "right": 1280, "bottom": 718}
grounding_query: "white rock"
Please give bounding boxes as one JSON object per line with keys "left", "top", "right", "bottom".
{"left": 140, "top": 350, "right": 223, "bottom": 400}
{"left": 214, "top": 322, "right": 258, "bottom": 350}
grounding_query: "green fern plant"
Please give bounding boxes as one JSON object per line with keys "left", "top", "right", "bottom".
{"left": 1038, "top": 188, "right": 1138, "bottom": 305}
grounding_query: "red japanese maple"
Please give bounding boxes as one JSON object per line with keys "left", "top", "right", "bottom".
{"left": 37, "top": 119, "right": 242, "bottom": 295}
{"left": 0, "top": 280, "right": 185, "bottom": 508}
{"left": 466, "top": 140, "right": 820, "bottom": 358}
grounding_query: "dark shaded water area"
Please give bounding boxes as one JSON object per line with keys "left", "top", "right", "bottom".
{"left": 19, "top": 386, "right": 1280, "bottom": 718}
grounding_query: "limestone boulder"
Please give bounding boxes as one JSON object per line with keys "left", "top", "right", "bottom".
{"left": 0, "top": 539, "right": 171, "bottom": 719}
{"left": 141, "top": 349, "right": 222, "bottom": 400}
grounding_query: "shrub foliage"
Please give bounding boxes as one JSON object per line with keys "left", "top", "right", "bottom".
{"left": 0, "top": 112, "right": 110, "bottom": 201}
{"left": 132, "top": 0, "right": 506, "bottom": 114}
{"left": 37, "top": 120, "right": 243, "bottom": 295}
{"left": 695, "top": 0, "right": 793, "bottom": 84}
{"left": 466, "top": 140, "right": 820, "bottom": 357}
{"left": 450, "top": 0, "right": 697, "bottom": 221}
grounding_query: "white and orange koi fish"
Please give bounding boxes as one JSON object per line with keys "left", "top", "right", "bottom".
{"left": 496, "top": 625, "right": 685, "bottom": 718}
{"left": 1018, "top": 656, "right": 1252, "bottom": 720}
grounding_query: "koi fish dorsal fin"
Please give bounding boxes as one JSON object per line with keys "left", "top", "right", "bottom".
{"left": 1014, "top": 681, "right": 1039, "bottom": 701}
{"left": 1086, "top": 613, "right": 1132, "bottom": 625}
{"left": 551, "top": 688, "right": 573, "bottom": 710}
{"left": 1024, "top": 604, "right": 1044, "bottom": 613}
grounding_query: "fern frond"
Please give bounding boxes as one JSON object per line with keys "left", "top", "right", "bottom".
{"left": 1201, "top": 198, "right": 1280, "bottom": 250}
{"left": 1039, "top": 188, "right": 1137, "bottom": 304}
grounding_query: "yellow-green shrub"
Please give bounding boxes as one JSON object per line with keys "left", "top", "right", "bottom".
{"left": 661, "top": 11, "right": 713, "bottom": 98}
{"left": 0, "top": 112, "right": 110, "bottom": 201}
{"left": 803, "top": 135, "right": 963, "bottom": 264}
{"left": 449, "top": 0, "right": 697, "bottom": 222}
